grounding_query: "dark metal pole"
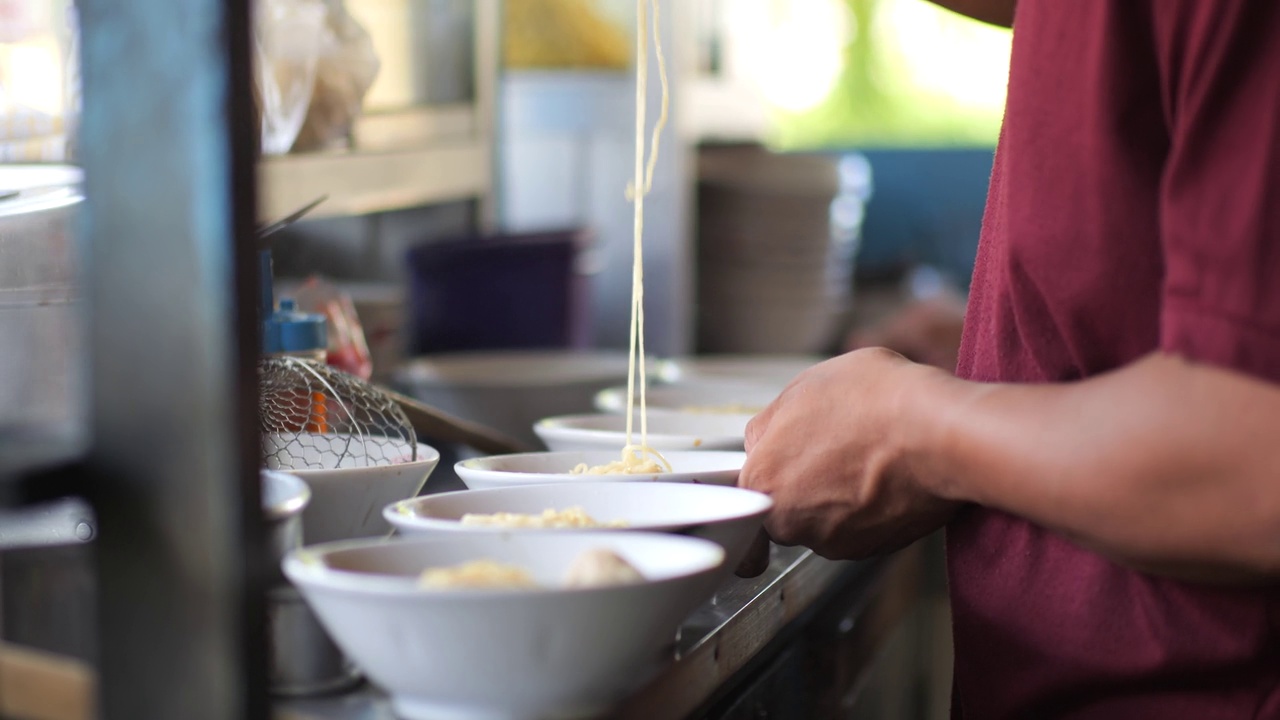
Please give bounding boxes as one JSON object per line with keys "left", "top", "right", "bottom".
{"left": 78, "top": 0, "right": 265, "bottom": 716}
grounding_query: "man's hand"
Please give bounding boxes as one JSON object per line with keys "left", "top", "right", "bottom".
{"left": 740, "top": 347, "right": 1280, "bottom": 581}
{"left": 740, "top": 348, "right": 960, "bottom": 560}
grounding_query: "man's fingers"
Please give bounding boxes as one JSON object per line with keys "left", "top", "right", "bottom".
{"left": 761, "top": 514, "right": 801, "bottom": 547}
{"left": 733, "top": 528, "right": 773, "bottom": 578}
{"left": 744, "top": 403, "right": 776, "bottom": 453}
{"left": 747, "top": 367, "right": 819, "bottom": 453}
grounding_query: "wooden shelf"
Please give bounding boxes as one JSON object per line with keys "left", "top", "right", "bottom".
{"left": 352, "top": 104, "right": 478, "bottom": 151}
{"left": 258, "top": 140, "right": 490, "bottom": 221}
{"left": 256, "top": 0, "right": 500, "bottom": 225}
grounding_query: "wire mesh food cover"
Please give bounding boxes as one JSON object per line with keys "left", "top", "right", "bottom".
{"left": 259, "top": 356, "right": 417, "bottom": 470}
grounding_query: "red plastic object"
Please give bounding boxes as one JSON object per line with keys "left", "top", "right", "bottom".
{"left": 293, "top": 277, "right": 374, "bottom": 380}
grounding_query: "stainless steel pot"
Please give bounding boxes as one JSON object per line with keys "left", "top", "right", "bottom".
{"left": 261, "top": 470, "right": 360, "bottom": 697}
{"left": 262, "top": 470, "right": 311, "bottom": 572}
{"left": 0, "top": 165, "right": 90, "bottom": 657}
{"left": 0, "top": 164, "right": 84, "bottom": 436}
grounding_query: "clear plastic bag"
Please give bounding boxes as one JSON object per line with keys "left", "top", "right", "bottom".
{"left": 292, "top": 0, "right": 380, "bottom": 152}
{"left": 255, "top": 0, "right": 326, "bottom": 155}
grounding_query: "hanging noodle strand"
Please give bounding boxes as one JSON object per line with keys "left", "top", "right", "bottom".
{"left": 572, "top": 0, "right": 672, "bottom": 476}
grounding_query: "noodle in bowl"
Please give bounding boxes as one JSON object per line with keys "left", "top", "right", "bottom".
{"left": 385, "top": 481, "right": 773, "bottom": 573}
{"left": 453, "top": 450, "right": 745, "bottom": 491}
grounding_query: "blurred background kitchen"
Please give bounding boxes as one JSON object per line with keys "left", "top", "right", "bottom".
{"left": 1, "top": 0, "right": 1005, "bottom": 363}
{"left": 0, "top": 1, "right": 1009, "bottom": 717}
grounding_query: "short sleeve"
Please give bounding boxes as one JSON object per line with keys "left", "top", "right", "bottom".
{"left": 1156, "top": 1, "right": 1280, "bottom": 380}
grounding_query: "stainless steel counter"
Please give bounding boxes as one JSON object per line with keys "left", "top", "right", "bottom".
{"left": 277, "top": 546, "right": 886, "bottom": 720}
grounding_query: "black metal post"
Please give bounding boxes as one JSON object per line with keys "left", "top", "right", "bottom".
{"left": 77, "top": 0, "right": 265, "bottom": 716}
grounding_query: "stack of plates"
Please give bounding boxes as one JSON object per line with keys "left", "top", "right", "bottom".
{"left": 696, "top": 145, "right": 862, "bottom": 354}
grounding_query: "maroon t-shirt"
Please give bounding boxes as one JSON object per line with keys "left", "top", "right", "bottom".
{"left": 951, "top": 1, "right": 1280, "bottom": 717}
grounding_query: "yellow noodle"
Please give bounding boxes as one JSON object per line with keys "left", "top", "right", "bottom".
{"left": 459, "top": 507, "right": 629, "bottom": 529}
{"left": 578, "top": 0, "right": 672, "bottom": 476}
{"left": 417, "top": 560, "right": 538, "bottom": 590}
{"left": 570, "top": 444, "right": 673, "bottom": 475}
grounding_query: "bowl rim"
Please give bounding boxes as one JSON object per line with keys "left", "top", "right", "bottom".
{"left": 599, "top": 377, "right": 786, "bottom": 392}
{"left": 593, "top": 380, "right": 782, "bottom": 412}
{"left": 283, "top": 531, "right": 726, "bottom": 598}
{"left": 383, "top": 481, "right": 773, "bottom": 533}
{"left": 533, "top": 412, "right": 750, "bottom": 444}
{"left": 281, "top": 442, "right": 442, "bottom": 476}
{"left": 260, "top": 470, "right": 312, "bottom": 520}
{"left": 392, "top": 350, "right": 667, "bottom": 389}
{"left": 455, "top": 449, "right": 747, "bottom": 476}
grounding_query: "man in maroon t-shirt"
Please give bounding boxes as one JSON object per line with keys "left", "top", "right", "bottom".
{"left": 741, "top": 1, "right": 1280, "bottom": 717}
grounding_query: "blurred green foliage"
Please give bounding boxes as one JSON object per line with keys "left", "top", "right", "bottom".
{"left": 772, "top": 0, "right": 1011, "bottom": 150}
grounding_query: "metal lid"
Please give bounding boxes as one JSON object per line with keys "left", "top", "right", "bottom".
{"left": 262, "top": 298, "right": 328, "bottom": 355}
{"left": 0, "top": 184, "right": 82, "bottom": 218}
{"left": 0, "top": 164, "right": 82, "bottom": 191}
{"left": 261, "top": 470, "right": 310, "bottom": 521}
{"left": 0, "top": 165, "right": 83, "bottom": 294}
{"left": 0, "top": 165, "right": 83, "bottom": 218}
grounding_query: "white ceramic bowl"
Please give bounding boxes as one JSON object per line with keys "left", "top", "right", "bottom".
{"left": 594, "top": 379, "right": 782, "bottom": 416}
{"left": 454, "top": 450, "right": 745, "bottom": 491}
{"left": 662, "top": 354, "right": 818, "bottom": 386}
{"left": 266, "top": 434, "right": 441, "bottom": 544}
{"left": 385, "top": 482, "right": 771, "bottom": 570}
{"left": 391, "top": 350, "right": 677, "bottom": 447}
{"left": 534, "top": 412, "right": 750, "bottom": 452}
{"left": 284, "top": 532, "right": 725, "bottom": 720}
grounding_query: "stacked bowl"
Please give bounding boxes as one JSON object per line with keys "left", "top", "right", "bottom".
{"left": 696, "top": 145, "right": 867, "bottom": 354}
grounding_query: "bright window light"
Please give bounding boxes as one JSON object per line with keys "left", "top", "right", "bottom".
{"left": 733, "top": 0, "right": 851, "bottom": 113}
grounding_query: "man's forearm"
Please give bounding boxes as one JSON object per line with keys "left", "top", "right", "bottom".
{"left": 915, "top": 353, "right": 1280, "bottom": 583}
{"left": 925, "top": 0, "right": 1016, "bottom": 27}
